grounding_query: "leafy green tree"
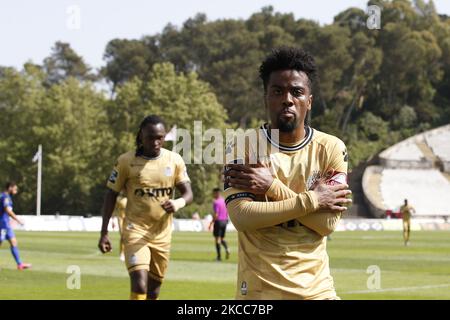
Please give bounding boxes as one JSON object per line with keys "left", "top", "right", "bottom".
{"left": 339, "top": 32, "right": 383, "bottom": 133}
{"left": 0, "top": 66, "right": 47, "bottom": 212}
{"left": 102, "top": 38, "right": 160, "bottom": 92}
{"left": 0, "top": 66, "right": 112, "bottom": 214}
{"left": 43, "top": 41, "right": 95, "bottom": 84}
{"left": 34, "top": 78, "right": 113, "bottom": 214}
{"left": 334, "top": 7, "right": 368, "bottom": 32}
{"left": 4, "top": 2, "right": 450, "bottom": 216}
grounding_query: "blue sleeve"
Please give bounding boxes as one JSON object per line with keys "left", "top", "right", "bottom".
{"left": 2, "top": 196, "right": 12, "bottom": 209}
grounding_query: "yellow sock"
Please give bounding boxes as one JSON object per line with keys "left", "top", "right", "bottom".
{"left": 130, "top": 292, "right": 147, "bottom": 300}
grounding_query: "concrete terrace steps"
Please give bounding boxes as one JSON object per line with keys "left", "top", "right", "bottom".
{"left": 380, "top": 168, "right": 450, "bottom": 216}
{"left": 416, "top": 140, "right": 440, "bottom": 165}
{"left": 363, "top": 124, "right": 450, "bottom": 218}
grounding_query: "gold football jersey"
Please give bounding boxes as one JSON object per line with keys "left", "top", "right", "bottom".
{"left": 400, "top": 205, "right": 413, "bottom": 221}
{"left": 107, "top": 148, "right": 190, "bottom": 241}
{"left": 224, "top": 124, "right": 348, "bottom": 300}
{"left": 114, "top": 195, "right": 127, "bottom": 219}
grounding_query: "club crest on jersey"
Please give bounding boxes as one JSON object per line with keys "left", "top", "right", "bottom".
{"left": 306, "top": 170, "right": 321, "bottom": 190}
{"left": 306, "top": 170, "right": 347, "bottom": 190}
{"left": 240, "top": 281, "right": 248, "bottom": 295}
{"left": 164, "top": 166, "right": 173, "bottom": 177}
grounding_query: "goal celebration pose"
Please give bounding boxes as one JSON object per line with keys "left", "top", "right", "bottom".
{"left": 223, "top": 47, "right": 352, "bottom": 299}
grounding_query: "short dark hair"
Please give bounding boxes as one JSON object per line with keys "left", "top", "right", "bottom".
{"left": 135, "top": 115, "right": 166, "bottom": 156}
{"left": 212, "top": 188, "right": 221, "bottom": 193}
{"left": 5, "top": 181, "right": 16, "bottom": 190}
{"left": 259, "top": 46, "right": 317, "bottom": 92}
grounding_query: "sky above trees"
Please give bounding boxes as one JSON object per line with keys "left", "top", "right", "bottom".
{"left": 1, "top": 0, "right": 449, "bottom": 69}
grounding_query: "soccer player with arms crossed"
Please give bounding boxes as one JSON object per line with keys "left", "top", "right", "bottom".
{"left": 98, "top": 115, "right": 193, "bottom": 300}
{"left": 224, "top": 47, "right": 352, "bottom": 299}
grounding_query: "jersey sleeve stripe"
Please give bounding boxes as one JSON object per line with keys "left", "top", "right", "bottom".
{"left": 225, "top": 192, "right": 256, "bottom": 205}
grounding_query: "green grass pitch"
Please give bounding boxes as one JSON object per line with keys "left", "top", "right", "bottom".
{"left": 0, "top": 230, "right": 449, "bottom": 300}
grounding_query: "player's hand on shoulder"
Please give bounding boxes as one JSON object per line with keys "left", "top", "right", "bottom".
{"left": 98, "top": 234, "right": 112, "bottom": 253}
{"left": 312, "top": 181, "right": 352, "bottom": 212}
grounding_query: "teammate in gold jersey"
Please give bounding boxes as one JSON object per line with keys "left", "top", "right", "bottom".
{"left": 400, "top": 199, "right": 415, "bottom": 246}
{"left": 98, "top": 115, "right": 193, "bottom": 300}
{"left": 223, "top": 47, "right": 352, "bottom": 299}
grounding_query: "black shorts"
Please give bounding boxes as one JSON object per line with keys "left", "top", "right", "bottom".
{"left": 213, "top": 220, "right": 228, "bottom": 238}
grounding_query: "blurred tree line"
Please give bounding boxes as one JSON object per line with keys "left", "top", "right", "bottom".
{"left": 1, "top": 0, "right": 449, "bottom": 216}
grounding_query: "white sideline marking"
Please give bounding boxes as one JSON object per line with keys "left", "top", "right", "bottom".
{"left": 344, "top": 283, "right": 450, "bottom": 294}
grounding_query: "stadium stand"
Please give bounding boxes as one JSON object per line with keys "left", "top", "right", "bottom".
{"left": 379, "top": 139, "right": 432, "bottom": 169}
{"left": 425, "top": 127, "right": 450, "bottom": 171}
{"left": 384, "top": 141, "right": 424, "bottom": 161}
{"left": 380, "top": 168, "right": 450, "bottom": 216}
{"left": 363, "top": 124, "right": 450, "bottom": 218}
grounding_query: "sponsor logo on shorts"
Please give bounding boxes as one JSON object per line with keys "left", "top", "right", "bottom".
{"left": 130, "top": 254, "right": 137, "bottom": 265}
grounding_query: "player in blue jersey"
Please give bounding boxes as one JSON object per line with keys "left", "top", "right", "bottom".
{"left": 0, "top": 182, "right": 32, "bottom": 270}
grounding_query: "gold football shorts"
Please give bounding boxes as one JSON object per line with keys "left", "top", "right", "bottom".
{"left": 403, "top": 219, "right": 411, "bottom": 231}
{"left": 123, "top": 230, "right": 171, "bottom": 282}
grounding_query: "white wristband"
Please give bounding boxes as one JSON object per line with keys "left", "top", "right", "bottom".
{"left": 170, "top": 198, "right": 186, "bottom": 212}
